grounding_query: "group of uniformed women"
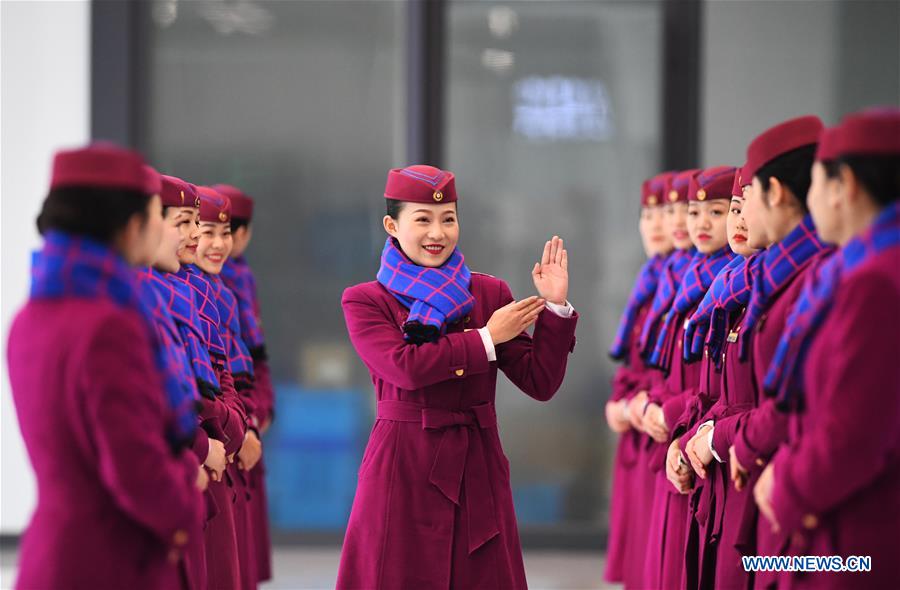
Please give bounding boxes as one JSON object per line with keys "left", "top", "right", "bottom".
{"left": 605, "top": 107, "right": 900, "bottom": 590}
{"left": 7, "top": 143, "right": 274, "bottom": 590}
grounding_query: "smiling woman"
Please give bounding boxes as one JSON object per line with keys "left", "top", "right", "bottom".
{"left": 336, "top": 164, "right": 579, "bottom": 589}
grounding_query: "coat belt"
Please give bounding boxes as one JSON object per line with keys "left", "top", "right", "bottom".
{"left": 376, "top": 400, "right": 501, "bottom": 554}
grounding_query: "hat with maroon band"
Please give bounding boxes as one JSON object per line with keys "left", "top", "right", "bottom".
{"left": 666, "top": 169, "right": 700, "bottom": 204}
{"left": 197, "top": 186, "right": 231, "bottom": 224}
{"left": 742, "top": 115, "right": 824, "bottom": 182}
{"left": 212, "top": 184, "right": 254, "bottom": 221}
{"left": 384, "top": 165, "right": 457, "bottom": 204}
{"left": 642, "top": 171, "right": 675, "bottom": 207}
{"left": 689, "top": 166, "right": 737, "bottom": 202}
{"left": 833, "top": 108, "right": 900, "bottom": 158}
{"left": 51, "top": 142, "right": 156, "bottom": 194}
{"left": 161, "top": 175, "right": 199, "bottom": 208}
{"left": 815, "top": 127, "right": 840, "bottom": 163}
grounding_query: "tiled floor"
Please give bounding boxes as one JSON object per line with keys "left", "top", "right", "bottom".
{"left": 2, "top": 545, "right": 617, "bottom": 590}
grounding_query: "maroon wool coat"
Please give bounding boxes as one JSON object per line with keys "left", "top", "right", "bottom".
{"left": 643, "top": 307, "right": 702, "bottom": 590}
{"left": 691, "top": 308, "right": 756, "bottom": 590}
{"left": 733, "top": 260, "right": 816, "bottom": 590}
{"left": 336, "top": 273, "right": 577, "bottom": 590}
{"left": 605, "top": 301, "right": 658, "bottom": 589}
{"left": 6, "top": 299, "right": 203, "bottom": 590}
{"left": 770, "top": 247, "right": 900, "bottom": 590}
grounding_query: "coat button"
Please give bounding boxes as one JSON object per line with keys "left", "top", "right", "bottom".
{"left": 455, "top": 369, "right": 465, "bottom": 377}
{"left": 802, "top": 514, "right": 818, "bottom": 529}
{"left": 173, "top": 529, "right": 189, "bottom": 546}
{"left": 755, "top": 458, "right": 765, "bottom": 467}
{"left": 464, "top": 316, "right": 471, "bottom": 324}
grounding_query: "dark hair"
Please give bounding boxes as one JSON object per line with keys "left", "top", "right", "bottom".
{"left": 36, "top": 186, "right": 151, "bottom": 242}
{"left": 230, "top": 218, "right": 251, "bottom": 232}
{"left": 823, "top": 155, "right": 900, "bottom": 207}
{"left": 386, "top": 199, "right": 404, "bottom": 219}
{"left": 755, "top": 144, "right": 817, "bottom": 213}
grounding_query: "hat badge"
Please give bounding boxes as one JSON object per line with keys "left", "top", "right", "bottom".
{"left": 218, "top": 211, "right": 227, "bottom": 222}
{"left": 194, "top": 197, "right": 201, "bottom": 208}
{"left": 669, "top": 190, "right": 679, "bottom": 202}
{"left": 697, "top": 188, "right": 707, "bottom": 201}
{"left": 648, "top": 194, "right": 658, "bottom": 206}
{"left": 433, "top": 190, "right": 444, "bottom": 202}
{"left": 180, "top": 190, "right": 185, "bottom": 205}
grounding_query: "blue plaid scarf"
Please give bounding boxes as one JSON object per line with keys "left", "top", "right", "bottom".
{"left": 221, "top": 256, "right": 266, "bottom": 356}
{"left": 158, "top": 270, "right": 221, "bottom": 399}
{"left": 30, "top": 232, "right": 197, "bottom": 449}
{"left": 739, "top": 215, "right": 829, "bottom": 359}
{"left": 175, "top": 265, "right": 227, "bottom": 359}
{"left": 683, "top": 254, "right": 756, "bottom": 362}
{"left": 609, "top": 253, "right": 666, "bottom": 361}
{"left": 209, "top": 274, "right": 255, "bottom": 377}
{"left": 765, "top": 203, "right": 900, "bottom": 410}
{"left": 639, "top": 248, "right": 695, "bottom": 359}
{"left": 376, "top": 237, "right": 475, "bottom": 344}
{"left": 648, "top": 246, "right": 735, "bottom": 370}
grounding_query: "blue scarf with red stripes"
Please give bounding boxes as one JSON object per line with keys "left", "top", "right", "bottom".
{"left": 638, "top": 247, "right": 695, "bottom": 359}
{"left": 648, "top": 246, "right": 735, "bottom": 370}
{"left": 683, "top": 254, "right": 756, "bottom": 362}
{"left": 739, "top": 215, "right": 829, "bottom": 359}
{"left": 208, "top": 274, "right": 255, "bottom": 377}
{"left": 765, "top": 203, "right": 900, "bottom": 409}
{"left": 376, "top": 237, "right": 475, "bottom": 344}
{"left": 221, "top": 256, "right": 266, "bottom": 355}
{"left": 609, "top": 253, "right": 667, "bottom": 361}
{"left": 31, "top": 232, "right": 197, "bottom": 449}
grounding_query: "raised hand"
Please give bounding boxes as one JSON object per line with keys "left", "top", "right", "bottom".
{"left": 486, "top": 296, "right": 546, "bottom": 345}
{"left": 532, "top": 236, "right": 568, "bottom": 306}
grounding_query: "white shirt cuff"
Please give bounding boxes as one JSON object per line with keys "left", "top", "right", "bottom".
{"left": 545, "top": 300, "right": 574, "bottom": 318}
{"left": 700, "top": 420, "right": 724, "bottom": 463}
{"left": 477, "top": 327, "right": 497, "bottom": 362}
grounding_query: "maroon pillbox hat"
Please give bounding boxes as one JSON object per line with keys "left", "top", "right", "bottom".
{"left": 197, "top": 186, "right": 231, "bottom": 224}
{"left": 160, "top": 175, "right": 199, "bottom": 208}
{"left": 731, "top": 168, "right": 744, "bottom": 197}
{"left": 667, "top": 169, "right": 700, "bottom": 204}
{"left": 384, "top": 165, "right": 457, "bottom": 204}
{"left": 642, "top": 171, "right": 675, "bottom": 207}
{"left": 51, "top": 142, "right": 155, "bottom": 194}
{"left": 833, "top": 108, "right": 900, "bottom": 158}
{"left": 689, "top": 166, "right": 737, "bottom": 202}
{"left": 743, "top": 115, "right": 824, "bottom": 183}
{"left": 212, "top": 184, "right": 254, "bottom": 221}
{"left": 142, "top": 165, "right": 162, "bottom": 196}
{"left": 815, "top": 127, "right": 840, "bottom": 163}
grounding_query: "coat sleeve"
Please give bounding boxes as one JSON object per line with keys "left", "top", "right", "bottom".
{"left": 770, "top": 274, "right": 900, "bottom": 533}
{"left": 215, "top": 363, "right": 248, "bottom": 455}
{"left": 494, "top": 281, "right": 578, "bottom": 402}
{"left": 80, "top": 311, "right": 202, "bottom": 547}
{"left": 342, "top": 285, "right": 491, "bottom": 391}
{"left": 732, "top": 398, "right": 788, "bottom": 475}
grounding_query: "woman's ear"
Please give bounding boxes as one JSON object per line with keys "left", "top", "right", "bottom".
{"left": 767, "top": 176, "right": 785, "bottom": 208}
{"left": 383, "top": 215, "right": 399, "bottom": 238}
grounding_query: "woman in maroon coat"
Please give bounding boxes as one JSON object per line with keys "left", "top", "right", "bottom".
{"left": 336, "top": 165, "right": 578, "bottom": 589}
{"left": 604, "top": 172, "right": 673, "bottom": 589}
{"left": 6, "top": 144, "right": 204, "bottom": 590}
{"left": 681, "top": 170, "right": 760, "bottom": 590}
{"left": 756, "top": 109, "right": 900, "bottom": 590}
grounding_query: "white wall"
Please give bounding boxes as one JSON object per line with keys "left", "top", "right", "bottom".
{"left": 1, "top": 0, "right": 90, "bottom": 534}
